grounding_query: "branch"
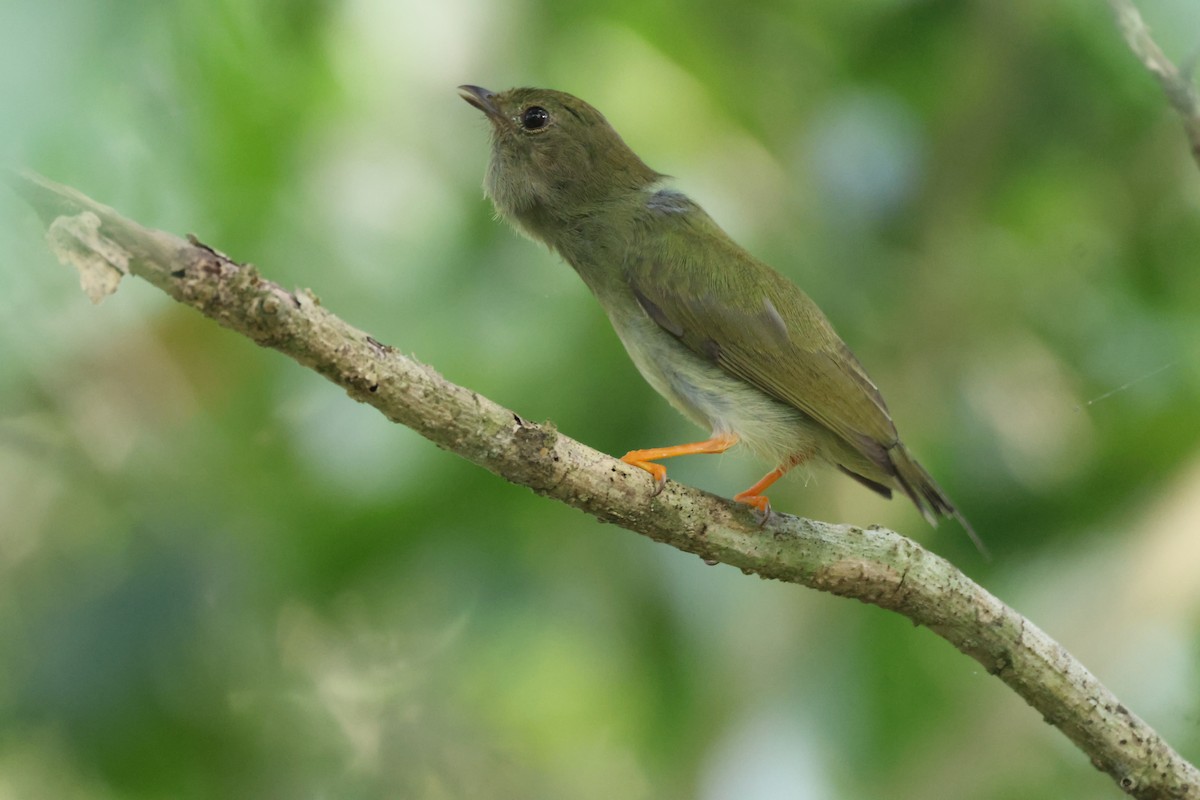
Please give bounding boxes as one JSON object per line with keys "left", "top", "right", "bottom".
{"left": 1109, "top": 0, "right": 1200, "bottom": 167}
{"left": 7, "top": 169, "right": 1198, "bottom": 799}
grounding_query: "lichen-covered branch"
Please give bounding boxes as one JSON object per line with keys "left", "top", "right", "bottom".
{"left": 1109, "top": 0, "right": 1200, "bottom": 167}
{"left": 6, "top": 169, "right": 1197, "bottom": 799}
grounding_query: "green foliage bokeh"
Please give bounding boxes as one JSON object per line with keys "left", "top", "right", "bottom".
{"left": 1, "top": 0, "right": 1199, "bottom": 797}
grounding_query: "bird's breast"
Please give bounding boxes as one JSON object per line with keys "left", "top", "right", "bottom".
{"left": 605, "top": 302, "right": 824, "bottom": 466}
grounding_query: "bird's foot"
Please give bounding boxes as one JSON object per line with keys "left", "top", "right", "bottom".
{"left": 733, "top": 491, "right": 773, "bottom": 527}
{"left": 620, "top": 453, "right": 668, "bottom": 496}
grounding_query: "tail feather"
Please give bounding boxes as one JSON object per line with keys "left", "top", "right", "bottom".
{"left": 888, "top": 444, "right": 989, "bottom": 560}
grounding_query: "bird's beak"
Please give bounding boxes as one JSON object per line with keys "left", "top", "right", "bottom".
{"left": 458, "top": 85, "right": 503, "bottom": 122}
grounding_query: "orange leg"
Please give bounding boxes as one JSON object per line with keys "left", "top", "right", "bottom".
{"left": 734, "top": 454, "right": 808, "bottom": 516}
{"left": 621, "top": 432, "right": 739, "bottom": 495}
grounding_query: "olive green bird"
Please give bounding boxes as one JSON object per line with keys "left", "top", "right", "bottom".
{"left": 459, "top": 85, "right": 982, "bottom": 552}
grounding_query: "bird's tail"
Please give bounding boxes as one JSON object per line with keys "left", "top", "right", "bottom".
{"left": 889, "top": 444, "right": 989, "bottom": 559}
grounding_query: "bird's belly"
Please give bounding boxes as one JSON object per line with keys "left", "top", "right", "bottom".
{"left": 610, "top": 313, "right": 826, "bottom": 466}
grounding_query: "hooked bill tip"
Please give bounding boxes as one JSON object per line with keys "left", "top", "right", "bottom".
{"left": 458, "top": 84, "right": 499, "bottom": 117}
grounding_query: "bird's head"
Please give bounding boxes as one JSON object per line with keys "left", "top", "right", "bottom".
{"left": 459, "top": 85, "right": 660, "bottom": 237}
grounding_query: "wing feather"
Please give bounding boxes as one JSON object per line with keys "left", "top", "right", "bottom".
{"left": 625, "top": 213, "right": 899, "bottom": 465}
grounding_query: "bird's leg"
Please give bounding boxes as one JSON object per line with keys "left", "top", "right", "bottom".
{"left": 621, "top": 432, "right": 739, "bottom": 496}
{"left": 734, "top": 454, "right": 807, "bottom": 522}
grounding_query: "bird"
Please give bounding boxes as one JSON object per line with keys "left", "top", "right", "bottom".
{"left": 459, "top": 84, "right": 982, "bottom": 553}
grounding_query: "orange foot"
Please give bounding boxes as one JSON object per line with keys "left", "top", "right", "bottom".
{"left": 732, "top": 488, "right": 772, "bottom": 516}
{"left": 733, "top": 455, "right": 807, "bottom": 523}
{"left": 620, "top": 454, "right": 668, "bottom": 495}
{"left": 620, "top": 433, "right": 739, "bottom": 497}
{"left": 733, "top": 488, "right": 773, "bottom": 527}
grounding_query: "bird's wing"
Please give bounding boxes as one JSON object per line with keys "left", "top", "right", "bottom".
{"left": 624, "top": 212, "right": 900, "bottom": 468}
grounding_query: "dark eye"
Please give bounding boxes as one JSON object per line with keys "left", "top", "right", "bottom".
{"left": 520, "top": 106, "right": 550, "bottom": 130}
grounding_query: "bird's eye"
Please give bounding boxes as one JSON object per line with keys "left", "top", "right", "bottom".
{"left": 520, "top": 106, "right": 550, "bottom": 131}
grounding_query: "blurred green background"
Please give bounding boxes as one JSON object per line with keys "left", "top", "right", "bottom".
{"left": 2, "top": 0, "right": 1199, "bottom": 797}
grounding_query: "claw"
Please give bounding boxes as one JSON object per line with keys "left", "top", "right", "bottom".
{"left": 618, "top": 434, "right": 739, "bottom": 499}
{"left": 733, "top": 491, "right": 773, "bottom": 526}
{"left": 733, "top": 460, "right": 800, "bottom": 525}
{"left": 621, "top": 453, "right": 667, "bottom": 495}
